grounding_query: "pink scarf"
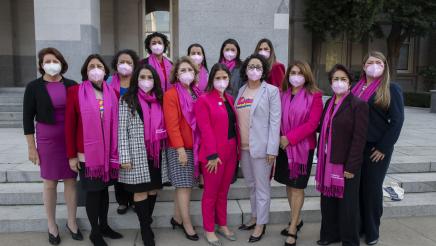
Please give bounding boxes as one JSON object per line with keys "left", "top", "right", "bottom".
{"left": 281, "top": 88, "right": 313, "bottom": 179}
{"left": 351, "top": 76, "right": 382, "bottom": 102}
{"left": 197, "top": 65, "right": 209, "bottom": 91}
{"left": 138, "top": 90, "right": 167, "bottom": 167}
{"left": 315, "top": 93, "right": 349, "bottom": 198}
{"left": 109, "top": 73, "right": 121, "bottom": 94}
{"left": 78, "top": 81, "right": 119, "bottom": 182}
{"left": 148, "top": 54, "right": 173, "bottom": 91}
{"left": 174, "top": 82, "right": 202, "bottom": 177}
{"left": 220, "top": 58, "right": 236, "bottom": 71}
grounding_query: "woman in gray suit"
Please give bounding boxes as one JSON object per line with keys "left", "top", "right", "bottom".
{"left": 236, "top": 54, "right": 281, "bottom": 243}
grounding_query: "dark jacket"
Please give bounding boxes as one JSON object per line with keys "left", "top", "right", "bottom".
{"left": 319, "top": 94, "right": 369, "bottom": 174}
{"left": 366, "top": 83, "right": 404, "bottom": 153}
{"left": 23, "top": 77, "right": 76, "bottom": 135}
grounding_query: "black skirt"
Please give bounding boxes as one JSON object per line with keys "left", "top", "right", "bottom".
{"left": 78, "top": 162, "right": 116, "bottom": 192}
{"left": 123, "top": 159, "right": 163, "bottom": 193}
{"left": 274, "top": 148, "right": 314, "bottom": 189}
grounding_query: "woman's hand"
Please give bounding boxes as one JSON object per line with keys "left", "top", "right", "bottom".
{"left": 121, "top": 163, "right": 132, "bottom": 170}
{"left": 370, "top": 148, "right": 385, "bottom": 163}
{"left": 344, "top": 171, "right": 354, "bottom": 179}
{"left": 177, "top": 147, "right": 188, "bottom": 166}
{"left": 266, "top": 155, "right": 276, "bottom": 165}
{"left": 28, "top": 146, "right": 40, "bottom": 165}
{"left": 206, "top": 158, "right": 222, "bottom": 174}
{"left": 69, "top": 158, "right": 80, "bottom": 172}
{"left": 280, "top": 136, "right": 289, "bottom": 149}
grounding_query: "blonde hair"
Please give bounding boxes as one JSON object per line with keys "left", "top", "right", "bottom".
{"left": 282, "top": 60, "right": 321, "bottom": 94}
{"left": 361, "top": 51, "right": 391, "bottom": 110}
{"left": 169, "top": 56, "right": 199, "bottom": 84}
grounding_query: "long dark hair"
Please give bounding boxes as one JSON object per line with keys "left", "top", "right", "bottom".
{"left": 122, "top": 64, "right": 163, "bottom": 114}
{"left": 218, "top": 38, "right": 242, "bottom": 67}
{"left": 187, "top": 43, "right": 208, "bottom": 71}
{"left": 205, "top": 63, "right": 231, "bottom": 92}
{"left": 254, "top": 38, "right": 277, "bottom": 71}
{"left": 80, "top": 54, "right": 110, "bottom": 81}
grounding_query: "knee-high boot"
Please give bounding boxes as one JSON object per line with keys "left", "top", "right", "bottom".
{"left": 134, "top": 199, "right": 155, "bottom": 246}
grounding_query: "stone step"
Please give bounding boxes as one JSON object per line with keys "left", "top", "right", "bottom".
{"left": 0, "top": 103, "right": 22, "bottom": 112}
{"left": 0, "top": 112, "right": 22, "bottom": 121}
{"left": 2, "top": 172, "right": 436, "bottom": 205}
{"left": 0, "top": 87, "right": 25, "bottom": 94}
{"left": 0, "top": 96, "right": 23, "bottom": 104}
{"left": 0, "top": 192, "right": 435, "bottom": 233}
{"left": 0, "top": 121, "right": 22, "bottom": 128}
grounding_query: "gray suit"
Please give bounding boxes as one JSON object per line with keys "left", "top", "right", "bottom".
{"left": 236, "top": 81, "right": 281, "bottom": 225}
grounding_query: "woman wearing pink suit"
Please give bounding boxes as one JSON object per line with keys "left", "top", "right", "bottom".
{"left": 194, "top": 63, "right": 239, "bottom": 245}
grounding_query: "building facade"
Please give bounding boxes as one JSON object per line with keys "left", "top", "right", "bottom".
{"left": 0, "top": 0, "right": 434, "bottom": 92}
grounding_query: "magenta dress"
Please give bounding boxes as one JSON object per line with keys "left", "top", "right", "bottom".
{"left": 36, "top": 82, "right": 77, "bottom": 180}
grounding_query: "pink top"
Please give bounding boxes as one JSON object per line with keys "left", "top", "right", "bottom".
{"left": 194, "top": 90, "right": 240, "bottom": 164}
{"left": 284, "top": 92, "right": 323, "bottom": 149}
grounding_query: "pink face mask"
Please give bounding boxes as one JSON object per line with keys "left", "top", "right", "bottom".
{"left": 259, "top": 50, "right": 270, "bottom": 59}
{"left": 88, "top": 68, "right": 105, "bottom": 82}
{"left": 213, "top": 79, "right": 229, "bottom": 93}
{"left": 190, "top": 54, "right": 203, "bottom": 65}
{"left": 151, "top": 44, "right": 164, "bottom": 55}
{"left": 246, "top": 69, "right": 262, "bottom": 81}
{"left": 179, "top": 71, "right": 195, "bottom": 85}
{"left": 223, "top": 51, "right": 236, "bottom": 61}
{"left": 289, "top": 75, "right": 305, "bottom": 87}
{"left": 138, "top": 79, "right": 153, "bottom": 93}
{"left": 331, "top": 80, "right": 349, "bottom": 95}
{"left": 365, "top": 63, "right": 384, "bottom": 78}
{"left": 117, "top": 63, "right": 133, "bottom": 76}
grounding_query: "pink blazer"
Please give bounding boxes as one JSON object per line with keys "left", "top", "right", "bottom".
{"left": 285, "top": 92, "right": 323, "bottom": 149}
{"left": 194, "top": 90, "right": 240, "bottom": 164}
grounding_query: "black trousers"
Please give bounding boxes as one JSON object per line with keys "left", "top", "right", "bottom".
{"left": 114, "top": 182, "right": 133, "bottom": 206}
{"left": 320, "top": 170, "right": 361, "bottom": 246}
{"left": 359, "top": 144, "right": 394, "bottom": 242}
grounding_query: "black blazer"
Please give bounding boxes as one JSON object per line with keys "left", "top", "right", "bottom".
{"left": 319, "top": 94, "right": 369, "bottom": 174}
{"left": 23, "top": 77, "right": 76, "bottom": 135}
{"left": 366, "top": 83, "right": 404, "bottom": 154}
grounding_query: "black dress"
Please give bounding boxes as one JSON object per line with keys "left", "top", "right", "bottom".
{"left": 78, "top": 162, "right": 117, "bottom": 192}
{"left": 274, "top": 148, "right": 314, "bottom": 189}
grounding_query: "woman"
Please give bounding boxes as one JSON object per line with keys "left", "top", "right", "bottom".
{"left": 65, "top": 54, "right": 122, "bottom": 246}
{"left": 274, "top": 61, "right": 323, "bottom": 246}
{"left": 219, "top": 38, "right": 243, "bottom": 99}
{"left": 118, "top": 64, "right": 167, "bottom": 246}
{"left": 108, "top": 49, "right": 139, "bottom": 214}
{"left": 163, "top": 56, "right": 201, "bottom": 241}
{"left": 142, "top": 32, "right": 173, "bottom": 92}
{"left": 354, "top": 51, "right": 404, "bottom": 245}
{"left": 23, "top": 47, "right": 82, "bottom": 245}
{"left": 194, "top": 63, "right": 239, "bottom": 245}
{"left": 316, "top": 64, "right": 369, "bottom": 246}
{"left": 188, "top": 43, "right": 209, "bottom": 91}
{"left": 254, "top": 38, "right": 285, "bottom": 89}
{"left": 236, "top": 54, "right": 281, "bottom": 243}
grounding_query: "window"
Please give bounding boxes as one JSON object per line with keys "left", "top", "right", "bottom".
{"left": 397, "top": 37, "right": 414, "bottom": 73}
{"left": 142, "top": 0, "right": 171, "bottom": 58}
{"left": 325, "top": 36, "right": 347, "bottom": 72}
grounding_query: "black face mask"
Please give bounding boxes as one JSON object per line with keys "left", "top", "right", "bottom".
{"left": 91, "top": 81, "right": 103, "bottom": 92}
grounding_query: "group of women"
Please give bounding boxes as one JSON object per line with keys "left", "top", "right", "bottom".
{"left": 23, "top": 31, "right": 404, "bottom": 246}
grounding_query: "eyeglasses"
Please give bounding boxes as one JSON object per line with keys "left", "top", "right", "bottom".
{"left": 247, "top": 65, "right": 263, "bottom": 71}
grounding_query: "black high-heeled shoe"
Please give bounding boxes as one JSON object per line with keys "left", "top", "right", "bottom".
{"left": 182, "top": 224, "right": 199, "bottom": 241}
{"left": 170, "top": 217, "right": 183, "bottom": 230}
{"left": 280, "top": 220, "right": 304, "bottom": 236}
{"left": 238, "top": 222, "right": 256, "bottom": 231}
{"left": 248, "top": 225, "right": 266, "bottom": 243}
{"left": 284, "top": 233, "right": 297, "bottom": 246}
{"left": 100, "top": 225, "right": 123, "bottom": 239}
{"left": 316, "top": 239, "right": 341, "bottom": 245}
{"left": 66, "top": 223, "right": 83, "bottom": 241}
{"left": 48, "top": 225, "right": 61, "bottom": 245}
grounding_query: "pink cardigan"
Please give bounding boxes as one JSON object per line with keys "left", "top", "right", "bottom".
{"left": 267, "top": 62, "right": 286, "bottom": 89}
{"left": 285, "top": 92, "right": 323, "bottom": 149}
{"left": 194, "top": 90, "right": 240, "bottom": 164}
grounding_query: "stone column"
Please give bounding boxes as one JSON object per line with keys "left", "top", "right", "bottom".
{"left": 33, "top": 0, "right": 101, "bottom": 82}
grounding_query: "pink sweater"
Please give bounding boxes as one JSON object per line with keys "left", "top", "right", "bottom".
{"left": 284, "top": 92, "right": 323, "bottom": 149}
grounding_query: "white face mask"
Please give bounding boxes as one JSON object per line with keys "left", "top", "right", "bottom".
{"left": 258, "top": 50, "right": 270, "bottom": 59}
{"left": 213, "top": 79, "right": 229, "bottom": 93}
{"left": 43, "top": 63, "right": 62, "bottom": 76}
{"left": 151, "top": 44, "right": 164, "bottom": 55}
{"left": 190, "top": 54, "right": 203, "bottom": 65}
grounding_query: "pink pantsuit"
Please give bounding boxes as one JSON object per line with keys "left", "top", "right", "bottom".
{"left": 194, "top": 90, "right": 239, "bottom": 232}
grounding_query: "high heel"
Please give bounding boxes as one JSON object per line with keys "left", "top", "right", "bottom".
{"left": 248, "top": 225, "right": 266, "bottom": 243}
{"left": 182, "top": 224, "right": 199, "bottom": 241}
{"left": 170, "top": 217, "right": 183, "bottom": 230}
{"left": 280, "top": 220, "right": 304, "bottom": 236}
{"left": 284, "top": 233, "right": 297, "bottom": 246}
{"left": 48, "top": 225, "right": 61, "bottom": 245}
{"left": 238, "top": 222, "right": 256, "bottom": 230}
{"left": 66, "top": 223, "right": 83, "bottom": 241}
